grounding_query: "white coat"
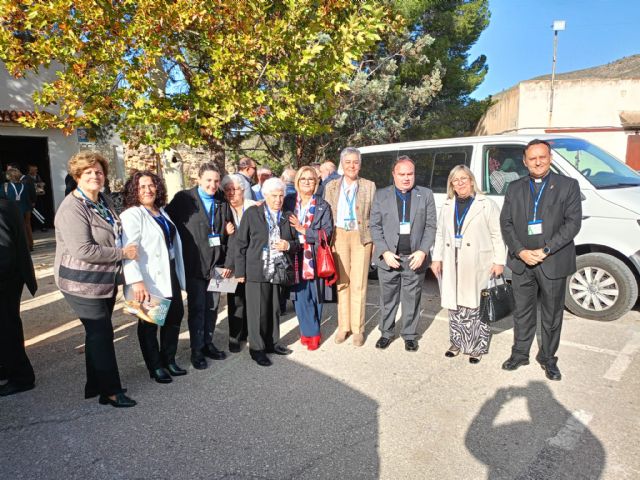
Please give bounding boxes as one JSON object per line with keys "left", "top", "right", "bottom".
{"left": 432, "top": 194, "right": 506, "bottom": 310}
{"left": 121, "top": 206, "right": 186, "bottom": 298}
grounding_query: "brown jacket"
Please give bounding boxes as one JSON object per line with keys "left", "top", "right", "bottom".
{"left": 323, "top": 176, "right": 376, "bottom": 245}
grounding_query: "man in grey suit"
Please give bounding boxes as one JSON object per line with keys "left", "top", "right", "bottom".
{"left": 370, "top": 156, "right": 437, "bottom": 351}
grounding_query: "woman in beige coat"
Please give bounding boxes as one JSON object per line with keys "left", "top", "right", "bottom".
{"left": 431, "top": 165, "right": 506, "bottom": 364}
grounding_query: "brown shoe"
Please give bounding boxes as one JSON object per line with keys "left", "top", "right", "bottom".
{"left": 352, "top": 333, "right": 365, "bottom": 347}
{"left": 334, "top": 331, "right": 350, "bottom": 344}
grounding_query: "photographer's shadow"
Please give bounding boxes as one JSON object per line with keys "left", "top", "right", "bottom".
{"left": 465, "top": 381, "right": 605, "bottom": 480}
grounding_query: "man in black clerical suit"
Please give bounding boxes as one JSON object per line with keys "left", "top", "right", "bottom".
{"left": 0, "top": 199, "right": 37, "bottom": 396}
{"left": 500, "top": 139, "right": 582, "bottom": 381}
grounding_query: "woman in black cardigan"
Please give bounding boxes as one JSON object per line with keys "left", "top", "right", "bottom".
{"left": 234, "top": 178, "right": 298, "bottom": 367}
{"left": 283, "top": 166, "right": 335, "bottom": 350}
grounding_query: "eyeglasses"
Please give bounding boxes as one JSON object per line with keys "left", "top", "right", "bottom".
{"left": 451, "top": 176, "right": 470, "bottom": 185}
{"left": 299, "top": 178, "right": 316, "bottom": 183}
{"left": 138, "top": 184, "right": 157, "bottom": 190}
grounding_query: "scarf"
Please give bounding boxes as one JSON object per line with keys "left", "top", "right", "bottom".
{"left": 294, "top": 194, "right": 317, "bottom": 283}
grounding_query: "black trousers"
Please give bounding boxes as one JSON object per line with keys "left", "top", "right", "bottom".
{"left": 0, "top": 280, "right": 35, "bottom": 386}
{"left": 63, "top": 291, "right": 124, "bottom": 398}
{"left": 245, "top": 281, "right": 281, "bottom": 352}
{"left": 511, "top": 265, "right": 567, "bottom": 364}
{"left": 227, "top": 283, "right": 248, "bottom": 348}
{"left": 185, "top": 276, "right": 220, "bottom": 350}
{"left": 137, "top": 263, "right": 184, "bottom": 372}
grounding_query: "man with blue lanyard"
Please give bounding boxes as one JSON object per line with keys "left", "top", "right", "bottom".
{"left": 370, "top": 156, "right": 437, "bottom": 352}
{"left": 500, "top": 139, "right": 582, "bottom": 381}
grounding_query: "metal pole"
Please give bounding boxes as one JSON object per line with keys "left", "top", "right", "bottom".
{"left": 549, "top": 29, "right": 558, "bottom": 126}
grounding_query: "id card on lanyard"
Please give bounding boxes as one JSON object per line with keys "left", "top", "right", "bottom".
{"left": 396, "top": 190, "right": 411, "bottom": 234}
{"left": 454, "top": 197, "right": 474, "bottom": 248}
{"left": 206, "top": 201, "right": 221, "bottom": 247}
{"left": 342, "top": 180, "right": 357, "bottom": 230}
{"left": 528, "top": 179, "right": 547, "bottom": 236}
{"left": 77, "top": 187, "right": 121, "bottom": 247}
{"left": 297, "top": 196, "right": 308, "bottom": 244}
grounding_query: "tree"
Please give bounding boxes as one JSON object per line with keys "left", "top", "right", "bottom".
{"left": 0, "top": 0, "right": 394, "bottom": 166}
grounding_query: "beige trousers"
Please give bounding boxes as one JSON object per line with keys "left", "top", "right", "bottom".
{"left": 333, "top": 228, "right": 373, "bottom": 335}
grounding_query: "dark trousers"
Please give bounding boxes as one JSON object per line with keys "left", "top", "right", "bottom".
{"left": 137, "top": 264, "right": 184, "bottom": 372}
{"left": 227, "top": 283, "right": 248, "bottom": 348}
{"left": 292, "top": 279, "right": 322, "bottom": 337}
{"left": 63, "top": 291, "right": 123, "bottom": 398}
{"left": 185, "top": 276, "right": 220, "bottom": 350}
{"left": 377, "top": 257, "right": 425, "bottom": 340}
{"left": 245, "top": 281, "right": 281, "bottom": 352}
{"left": 0, "top": 281, "right": 35, "bottom": 386}
{"left": 511, "top": 265, "right": 567, "bottom": 364}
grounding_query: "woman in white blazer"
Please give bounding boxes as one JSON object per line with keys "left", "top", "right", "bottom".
{"left": 431, "top": 165, "right": 506, "bottom": 364}
{"left": 121, "top": 171, "right": 187, "bottom": 383}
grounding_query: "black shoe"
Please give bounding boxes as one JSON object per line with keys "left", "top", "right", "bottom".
{"left": 0, "top": 381, "right": 35, "bottom": 397}
{"left": 375, "top": 337, "right": 392, "bottom": 349}
{"left": 202, "top": 344, "right": 227, "bottom": 360}
{"left": 267, "top": 344, "right": 293, "bottom": 356}
{"left": 164, "top": 362, "right": 187, "bottom": 376}
{"left": 150, "top": 367, "right": 172, "bottom": 384}
{"left": 229, "top": 342, "right": 242, "bottom": 353}
{"left": 191, "top": 349, "right": 208, "bottom": 370}
{"left": 542, "top": 360, "right": 562, "bottom": 381}
{"left": 250, "top": 350, "right": 272, "bottom": 367}
{"left": 501, "top": 357, "right": 530, "bottom": 371}
{"left": 445, "top": 346, "right": 461, "bottom": 358}
{"left": 98, "top": 392, "right": 137, "bottom": 408}
{"left": 404, "top": 339, "right": 419, "bottom": 352}
{"left": 469, "top": 355, "right": 482, "bottom": 364}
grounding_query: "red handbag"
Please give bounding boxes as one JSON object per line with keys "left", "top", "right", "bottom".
{"left": 316, "top": 229, "right": 338, "bottom": 286}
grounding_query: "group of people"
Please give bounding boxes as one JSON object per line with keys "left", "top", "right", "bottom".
{"left": 1, "top": 139, "right": 581, "bottom": 409}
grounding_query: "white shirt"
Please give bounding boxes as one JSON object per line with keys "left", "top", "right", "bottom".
{"left": 336, "top": 178, "right": 359, "bottom": 231}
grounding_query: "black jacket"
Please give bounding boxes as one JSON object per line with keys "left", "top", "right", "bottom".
{"left": 500, "top": 172, "right": 582, "bottom": 279}
{"left": 234, "top": 204, "right": 298, "bottom": 282}
{"left": 0, "top": 199, "right": 37, "bottom": 294}
{"left": 165, "top": 187, "right": 233, "bottom": 280}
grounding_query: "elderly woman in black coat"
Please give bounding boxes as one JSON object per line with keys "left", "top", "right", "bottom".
{"left": 234, "top": 178, "right": 298, "bottom": 367}
{"left": 284, "top": 166, "right": 335, "bottom": 350}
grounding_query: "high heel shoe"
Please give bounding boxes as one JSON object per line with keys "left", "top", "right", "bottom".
{"left": 98, "top": 392, "right": 137, "bottom": 408}
{"left": 307, "top": 335, "right": 321, "bottom": 351}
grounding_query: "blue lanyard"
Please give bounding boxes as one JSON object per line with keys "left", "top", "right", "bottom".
{"left": 148, "top": 209, "right": 173, "bottom": 249}
{"left": 264, "top": 205, "right": 281, "bottom": 231}
{"left": 77, "top": 187, "right": 114, "bottom": 226}
{"left": 529, "top": 179, "right": 547, "bottom": 222}
{"left": 455, "top": 197, "right": 474, "bottom": 236}
{"left": 297, "top": 195, "right": 311, "bottom": 224}
{"left": 341, "top": 180, "right": 357, "bottom": 219}
{"left": 395, "top": 189, "right": 409, "bottom": 223}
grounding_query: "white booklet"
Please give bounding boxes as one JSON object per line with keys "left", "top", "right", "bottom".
{"left": 207, "top": 267, "right": 239, "bottom": 293}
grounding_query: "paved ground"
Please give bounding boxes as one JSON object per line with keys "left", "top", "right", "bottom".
{"left": 2, "top": 231, "right": 639, "bottom": 480}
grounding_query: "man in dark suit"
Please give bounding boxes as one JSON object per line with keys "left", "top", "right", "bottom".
{"left": 500, "top": 139, "right": 582, "bottom": 380}
{"left": 370, "top": 156, "right": 437, "bottom": 352}
{"left": 0, "top": 199, "right": 37, "bottom": 396}
{"left": 165, "top": 163, "right": 234, "bottom": 370}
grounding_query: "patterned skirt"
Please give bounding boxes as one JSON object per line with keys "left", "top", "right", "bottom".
{"left": 448, "top": 306, "right": 490, "bottom": 356}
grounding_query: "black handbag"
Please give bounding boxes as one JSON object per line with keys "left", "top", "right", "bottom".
{"left": 263, "top": 247, "right": 295, "bottom": 286}
{"left": 479, "top": 275, "right": 515, "bottom": 323}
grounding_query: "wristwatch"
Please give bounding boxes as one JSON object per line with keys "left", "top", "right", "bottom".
{"left": 543, "top": 246, "right": 551, "bottom": 255}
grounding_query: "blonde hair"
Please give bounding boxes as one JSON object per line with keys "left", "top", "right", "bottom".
{"left": 5, "top": 167, "right": 22, "bottom": 183}
{"left": 294, "top": 166, "right": 319, "bottom": 194}
{"left": 446, "top": 165, "right": 480, "bottom": 199}
{"left": 68, "top": 151, "right": 109, "bottom": 180}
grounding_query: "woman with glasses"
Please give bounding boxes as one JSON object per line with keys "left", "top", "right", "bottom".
{"left": 221, "top": 174, "right": 256, "bottom": 353}
{"left": 284, "top": 166, "right": 334, "bottom": 350}
{"left": 120, "top": 171, "right": 187, "bottom": 383}
{"left": 431, "top": 165, "right": 506, "bottom": 364}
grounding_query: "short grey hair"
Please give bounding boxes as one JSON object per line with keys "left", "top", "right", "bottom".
{"left": 220, "top": 174, "right": 244, "bottom": 191}
{"left": 261, "top": 177, "right": 286, "bottom": 196}
{"left": 339, "top": 147, "right": 361, "bottom": 165}
{"left": 256, "top": 166, "right": 272, "bottom": 176}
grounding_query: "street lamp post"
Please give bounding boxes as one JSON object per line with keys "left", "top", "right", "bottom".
{"left": 549, "top": 20, "right": 566, "bottom": 126}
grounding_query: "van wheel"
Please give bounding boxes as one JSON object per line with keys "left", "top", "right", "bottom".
{"left": 565, "top": 253, "right": 638, "bottom": 321}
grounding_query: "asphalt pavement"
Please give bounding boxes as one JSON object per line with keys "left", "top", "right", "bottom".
{"left": 2, "top": 231, "right": 639, "bottom": 480}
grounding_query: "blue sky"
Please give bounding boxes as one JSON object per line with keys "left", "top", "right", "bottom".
{"left": 468, "top": 0, "right": 640, "bottom": 99}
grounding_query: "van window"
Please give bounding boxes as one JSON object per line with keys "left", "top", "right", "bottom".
{"left": 484, "top": 145, "right": 528, "bottom": 195}
{"left": 360, "top": 150, "right": 397, "bottom": 187}
{"left": 402, "top": 145, "right": 472, "bottom": 192}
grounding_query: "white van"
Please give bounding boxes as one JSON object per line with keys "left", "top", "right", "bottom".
{"left": 358, "top": 134, "right": 640, "bottom": 322}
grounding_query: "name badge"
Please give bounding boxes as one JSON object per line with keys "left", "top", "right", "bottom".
{"left": 298, "top": 233, "right": 306, "bottom": 244}
{"left": 208, "top": 233, "right": 221, "bottom": 247}
{"left": 344, "top": 218, "right": 356, "bottom": 231}
{"left": 454, "top": 235, "right": 462, "bottom": 249}
{"left": 115, "top": 235, "right": 123, "bottom": 249}
{"left": 528, "top": 220, "right": 543, "bottom": 236}
{"left": 399, "top": 222, "right": 411, "bottom": 235}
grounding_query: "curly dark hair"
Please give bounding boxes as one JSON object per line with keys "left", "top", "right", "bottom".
{"left": 123, "top": 170, "right": 168, "bottom": 210}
